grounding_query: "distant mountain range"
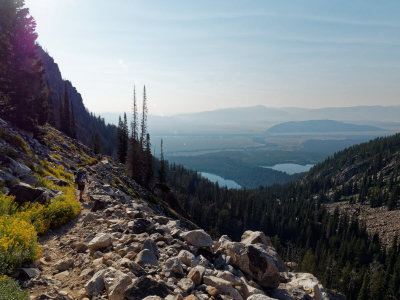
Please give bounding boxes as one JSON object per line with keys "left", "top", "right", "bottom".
{"left": 101, "top": 105, "right": 400, "bottom": 135}
{"left": 265, "top": 120, "right": 384, "bottom": 134}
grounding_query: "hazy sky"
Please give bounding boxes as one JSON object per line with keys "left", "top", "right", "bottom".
{"left": 26, "top": 0, "right": 400, "bottom": 115}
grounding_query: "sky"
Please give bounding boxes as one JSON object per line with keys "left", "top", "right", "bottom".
{"left": 25, "top": 0, "right": 400, "bottom": 116}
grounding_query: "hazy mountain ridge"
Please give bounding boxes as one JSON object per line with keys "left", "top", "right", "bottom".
{"left": 265, "top": 120, "right": 384, "bottom": 134}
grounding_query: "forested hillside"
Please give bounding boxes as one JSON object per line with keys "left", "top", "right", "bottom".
{"left": 164, "top": 133, "right": 400, "bottom": 300}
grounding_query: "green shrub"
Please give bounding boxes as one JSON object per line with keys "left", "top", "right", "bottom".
{"left": 0, "top": 129, "right": 30, "bottom": 155}
{"left": 0, "top": 194, "right": 17, "bottom": 217}
{"left": 0, "top": 276, "right": 28, "bottom": 300}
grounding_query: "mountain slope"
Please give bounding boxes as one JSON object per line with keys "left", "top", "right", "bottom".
{"left": 37, "top": 47, "right": 117, "bottom": 155}
{"left": 266, "top": 120, "right": 384, "bottom": 134}
{"left": 0, "top": 119, "right": 333, "bottom": 300}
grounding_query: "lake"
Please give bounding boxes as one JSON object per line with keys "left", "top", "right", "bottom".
{"left": 262, "top": 163, "right": 314, "bottom": 175}
{"left": 200, "top": 172, "right": 242, "bottom": 189}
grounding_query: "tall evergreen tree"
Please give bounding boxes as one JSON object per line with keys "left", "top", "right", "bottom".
{"left": 93, "top": 132, "right": 100, "bottom": 154}
{"left": 140, "top": 85, "right": 147, "bottom": 149}
{"left": 144, "top": 133, "right": 153, "bottom": 187}
{"left": 0, "top": 0, "right": 47, "bottom": 130}
{"left": 132, "top": 85, "right": 138, "bottom": 140}
{"left": 117, "top": 115, "right": 129, "bottom": 163}
{"left": 159, "top": 138, "right": 166, "bottom": 184}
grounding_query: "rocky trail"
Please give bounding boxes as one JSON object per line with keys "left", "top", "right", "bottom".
{"left": 24, "top": 161, "right": 331, "bottom": 300}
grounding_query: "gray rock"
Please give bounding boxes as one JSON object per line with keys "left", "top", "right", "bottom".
{"left": 134, "top": 249, "right": 159, "bottom": 267}
{"left": 130, "top": 218, "right": 155, "bottom": 234}
{"left": 177, "top": 278, "right": 194, "bottom": 292}
{"left": 241, "top": 230, "right": 272, "bottom": 247}
{"left": 165, "top": 257, "right": 183, "bottom": 275}
{"left": 219, "top": 239, "right": 280, "bottom": 289}
{"left": 18, "top": 268, "right": 40, "bottom": 279}
{"left": 85, "top": 270, "right": 106, "bottom": 296}
{"left": 143, "top": 239, "right": 159, "bottom": 258}
{"left": 103, "top": 267, "right": 132, "bottom": 300}
{"left": 181, "top": 229, "right": 213, "bottom": 247}
{"left": 20, "top": 174, "right": 38, "bottom": 186}
{"left": 46, "top": 175, "right": 69, "bottom": 187}
{"left": 178, "top": 250, "right": 195, "bottom": 266}
{"left": 88, "top": 233, "right": 113, "bottom": 251}
{"left": 54, "top": 258, "right": 74, "bottom": 272}
{"left": 8, "top": 182, "right": 53, "bottom": 205}
{"left": 124, "top": 276, "right": 171, "bottom": 300}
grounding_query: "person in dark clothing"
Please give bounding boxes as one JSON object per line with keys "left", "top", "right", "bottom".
{"left": 75, "top": 169, "right": 88, "bottom": 201}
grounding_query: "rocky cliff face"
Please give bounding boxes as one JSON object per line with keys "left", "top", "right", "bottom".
{"left": 0, "top": 119, "right": 331, "bottom": 300}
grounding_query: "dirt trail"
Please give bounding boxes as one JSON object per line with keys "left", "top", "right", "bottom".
{"left": 29, "top": 175, "right": 100, "bottom": 300}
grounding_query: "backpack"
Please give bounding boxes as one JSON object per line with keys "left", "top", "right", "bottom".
{"left": 75, "top": 171, "right": 84, "bottom": 184}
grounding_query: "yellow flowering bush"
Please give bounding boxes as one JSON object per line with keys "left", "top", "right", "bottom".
{"left": 0, "top": 216, "right": 40, "bottom": 274}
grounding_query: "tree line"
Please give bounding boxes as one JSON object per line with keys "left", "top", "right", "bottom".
{"left": 116, "top": 86, "right": 166, "bottom": 188}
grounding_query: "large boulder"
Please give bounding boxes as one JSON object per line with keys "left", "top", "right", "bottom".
{"left": 247, "top": 295, "right": 277, "bottom": 300}
{"left": 273, "top": 272, "right": 329, "bottom": 300}
{"left": 241, "top": 230, "right": 272, "bottom": 247}
{"left": 124, "top": 276, "right": 171, "bottom": 300}
{"left": 134, "top": 249, "right": 159, "bottom": 267}
{"left": 88, "top": 233, "right": 113, "bottom": 251}
{"left": 8, "top": 182, "right": 56, "bottom": 205}
{"left": 218, "top": 238, "right": 280, "bottom": 289}
{"left": 103, "top": 267, "right": 132, "bottom": 300}
{"left": 85, "top": 270, "right": 106, "bottom": 297}
{"left": 129, "top": 218, "right": 155, "bottom": 234}
{"left": 181, "top": 229, "right": 213, "bottom": 247}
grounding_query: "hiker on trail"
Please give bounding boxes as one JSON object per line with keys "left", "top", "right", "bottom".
{"left": 75, "top": 169, "right": 88, "bottom": 202}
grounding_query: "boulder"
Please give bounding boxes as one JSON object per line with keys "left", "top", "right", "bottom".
{"left": 143, "top": 239, "right": 159, "bottom": 258}
{"left": 46, "top": 175, "right": 69, "bottom": 187}
{"left": 165, "top": 257, "right": 184, "bottom": 274}
{"left": 241, "top": 230, "right": 272, "bottom": 247}
{"left": 177, "top": 278, "right": 195, "bottom": 293}
{"left": 8, "top": 158, "right": 31, "bottom": 177}
{"left": 124, "top": 276, "right": 171, "bottom": 300}
{"left": 187, "top": 265, "right": 205, "bottom": 286}
{"left": 130, "top": 218, "right": 155, "bottom": 234}
{"left": 20, "top": 174, "right": 38, "bottom": 186}
{"left": 134, "top": 249, "right": 159, "bottom": 267}
{"left": 54, "top": 258, "right": 74, "bottom": 272}
{"left": 220, "top": 241, "right": 280, "bottom": 289}
{"left": 277, "top": 272, "right": 329, "bottom": 300}
{"left": 203, "top": 275, "right": 243, "bottom": 300}
{"left": 103, "top": 267, "right": 132, "bottom": 300}
{"left": 88, "top": 233, "right": 113, "bottom": 251}
{"left": 181, "top": 230, "right": 213, "bottom": 247}
{"left": 85, "top": 270, "right": 106, "bottom": 297}
{"left": 178, "top": 250, "right": 196, "bottom": 266}
{"left": 8, "top": 182, "right": 52, "bottom": 205}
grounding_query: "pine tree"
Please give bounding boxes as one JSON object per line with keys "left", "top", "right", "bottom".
{"left": 117, "top": 115, "right": 128, "bottom": 163}
{"left": 0, "top": 0, "right": 47, "bottom": 130}
{"left": 132, "top": 85, "right": 138, "bottom": 140}
{"left": 140, "top": 85, "right": 147, "bottom": 149}
{"left": 144, "top": 133, "right": 153, "bottom": 187}
{"left": 93, "top": 132, "right": 100, "bottom": 154}
{"left": 159, "top": 138, "right": 166, "bottom": 184}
